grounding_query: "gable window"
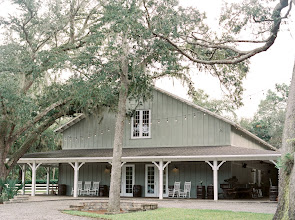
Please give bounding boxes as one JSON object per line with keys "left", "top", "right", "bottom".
{"left": 131, "top": 110, "right": 151, "bottom": 138}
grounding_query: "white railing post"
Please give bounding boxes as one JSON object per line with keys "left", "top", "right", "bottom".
{"left": 46, "top": 167, "right": 50, "bottom": 195}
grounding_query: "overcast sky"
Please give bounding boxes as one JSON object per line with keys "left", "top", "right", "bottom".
{"left": 156, "top": 0, "right": 295, "bottom": 119}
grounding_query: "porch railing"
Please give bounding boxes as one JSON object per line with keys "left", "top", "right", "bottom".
{"left": 15, "top": 183, "right": 58, "bottom": 194}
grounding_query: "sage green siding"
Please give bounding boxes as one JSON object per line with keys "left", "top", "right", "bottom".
{"left": 58, "top": 161, "right": 231, "bottom": 198}
{"left": 62, "top": 90, "right": 231, "bottom": 149}
{"left": 230, "top": 127, "right": 269, "bottom": 150}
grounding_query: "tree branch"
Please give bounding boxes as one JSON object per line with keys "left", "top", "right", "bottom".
{"left": 9, "top": 99, "right": 70, "bottom": 144}
{"left": 6, "top": 111, "right": 64, "bottom": 169}
{"left": 146, "top": 0, "right": 289, "bottom": 65}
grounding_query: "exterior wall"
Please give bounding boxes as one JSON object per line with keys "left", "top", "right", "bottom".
{"left": 62, "top": 90, "right": 231, "bottom": 150}
{"left": 58, "top": 161, "right": 231, "bottom": 198}
{"left": 59, "top": 163, "right": 111, "bottom": 195}
{"left": 231, "top": 161, "right": 278, "bottom": 187}
{"left": 230, "top": 127, "right": 269, "bottom": 150}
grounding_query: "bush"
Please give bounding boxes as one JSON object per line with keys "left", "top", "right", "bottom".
{"left": 24, "top": 179, "right": 58, "bottom": 184}
{"left": 0, "top": 179, "right": 22, "bottom": 201}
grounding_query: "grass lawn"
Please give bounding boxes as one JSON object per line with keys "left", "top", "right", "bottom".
{"left": 63, "top": 208, "right": 274, "bottom": 220}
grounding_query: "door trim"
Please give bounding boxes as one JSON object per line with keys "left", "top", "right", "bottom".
{"left": 121, "top": 164, "right": 135, "bottom": 197}
{"left": 145, "top": 164, "right": 169, "bottom": 197}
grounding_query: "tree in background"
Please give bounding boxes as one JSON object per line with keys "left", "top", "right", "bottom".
{"left": 0, "top": 0, "right": 101, "bottom": 191}
{"left": 146, "top": 0, "right": 294, "bottom": 218}
{"left": 240, "top": 83, "right": 288, "bottom": 149}
{"left": 192, "top": 89, "right": 237, "bottom": 120}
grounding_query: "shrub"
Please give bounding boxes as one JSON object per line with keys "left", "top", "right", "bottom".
{"left": 0, "top": 179, "right": 22, "bottom": 201}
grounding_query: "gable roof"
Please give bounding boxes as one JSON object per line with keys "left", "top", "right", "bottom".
{"left": 54, "top": 87, "right": 276, "bottom": 151}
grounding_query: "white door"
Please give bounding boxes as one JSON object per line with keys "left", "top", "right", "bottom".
{"left": 121, "top": 165, "right": 135, "bottom": 197}
{"left": 145, "top": 164, "right": 158, "bottom": 197}
{"left": 145, "top": 164, "right": 169, "bottom": 197}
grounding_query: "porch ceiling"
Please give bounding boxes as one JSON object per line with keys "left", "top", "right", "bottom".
{"left": 17, "top": 145, "right": 280, "bottom": 164}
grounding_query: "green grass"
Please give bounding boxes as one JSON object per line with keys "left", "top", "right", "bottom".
{"left": 63, "top": 208, "right": 274, "bottom": 220}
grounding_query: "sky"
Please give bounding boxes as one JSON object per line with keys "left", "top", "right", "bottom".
{"left": 155, "top": 0, "right": 295, "bottom": 119}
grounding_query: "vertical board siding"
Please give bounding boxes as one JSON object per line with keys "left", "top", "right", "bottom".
{"left": 230, "top": 127, "right": 268, "bottom": 150}
{"left": 59, "top": 161, "right": 232, "bottom": 198}
{"left": 168, "top": 161, "right": 231, "bottom": 198}
{"left": 62, "top": 90, "right": 231, "bottom": 150}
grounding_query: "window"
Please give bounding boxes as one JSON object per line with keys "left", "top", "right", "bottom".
{"left": 131, "top": 110, "right": 151, "bottom": 138}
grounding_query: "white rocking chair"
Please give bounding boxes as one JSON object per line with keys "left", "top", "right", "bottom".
{"left": 81, "top": 181, "right": 92, "bottom": 196}
{"left": 71, "top": 181, "right": 83, "bottom": 196}
{"left": 179, "top": 181, "right": 191, "bottom": 198}
{"left": 172, "top": 181, "right": 181, "bottom": 198}
{"left": 89, "top": 181, "right": 100, "bottom": 196}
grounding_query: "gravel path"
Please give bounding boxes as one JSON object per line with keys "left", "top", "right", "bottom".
{"left": 0, "top": 196, "right": 277, "bottom": 220}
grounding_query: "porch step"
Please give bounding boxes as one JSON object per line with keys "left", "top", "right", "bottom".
{"left": 5, "top": 195, "right": 30, "bottom": 204}
{"left": 14, "top": 195, "right": 30, "bottom": 200}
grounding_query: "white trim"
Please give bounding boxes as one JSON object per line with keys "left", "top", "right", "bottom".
{"left": 54, "top": 114, "right": 85, "bottom": 133}
{"left": 145, "top": 163, "right": 169, "bottom": 198}
{"left": 131, "top": 110, "right": 151, "bottom": 139}
{"left": 217, "top": 161, "right": 226, "bottom": 170}
{"left": 270, "top": 160, "right": 278, "bottom": 167}
{"left": 18, "top": 153, "right": 281, "bottom": 164}
{"left": 145, "top": 164, "right": 158, "bottom": 197}
{"left": 163, "top": 161, "right": 171, "bottom": 170}
{"left": 121, "top": 164, "right": 135, "bottom": 197}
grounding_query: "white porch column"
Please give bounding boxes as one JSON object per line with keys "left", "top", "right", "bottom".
{"left": 159, "top": 161, "right": 163, "bottom": 199}
{"left": 27, "top": 162, "right": 42, "bottom": 196}
{"left": 69, "top": 162, "right": 85, "bottom": 197}
{"left": 21, "top": 164, "right": 26, "bottom": 195}
{"left": 270, "top": 160, "right": 279, "bottom": 186}
{"left": 46, "top": 167, "right": 50, "bottom": 195}
{"left": 153, "top": 161, "right": 170, "bottom": 200}
{"left": 206, "top": 160, "right": 226, "bottom": 201}
{"left": 257, "top": 170, "right": 262, "bottom": 187}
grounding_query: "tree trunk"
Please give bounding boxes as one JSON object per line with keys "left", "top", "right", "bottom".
{"left": 0, "top": 146, "right": 8, "bottom": 195}
{"left": 107, "top": 77, "right": 129, "bottom": 214}
{"left": 274, "top": 59, "right": 295, "bottom": 219}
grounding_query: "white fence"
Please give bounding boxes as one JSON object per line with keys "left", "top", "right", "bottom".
{"left": 15, "top": 183, "right": 59, "bottom": 194}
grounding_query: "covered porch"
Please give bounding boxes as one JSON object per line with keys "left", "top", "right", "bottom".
{"left": 17, "top": 145, "right": 280, "bottom": 201}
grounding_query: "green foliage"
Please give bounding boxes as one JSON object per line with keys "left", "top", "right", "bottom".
{"left": 240, "top": 83, "right": 288, "bottom": 148}
{"left": 277, "top": 153, "right": 294, "bottom": 175}
{"left": 0, "top": 179, "right": 22, "bottom": 201}
{"left": 192, "top": 89, "right": 237, "bottom": 120}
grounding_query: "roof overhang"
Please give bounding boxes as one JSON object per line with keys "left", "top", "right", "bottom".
{"left": 17, "top": 146, "right": 281, "bottom": 164}
{"left": 17, "top": 154, "right": 281, "bottom": 164}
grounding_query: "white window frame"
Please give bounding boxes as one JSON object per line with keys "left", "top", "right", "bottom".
{"left": 131, "top": 110, "right": 151, "bottom": 139}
